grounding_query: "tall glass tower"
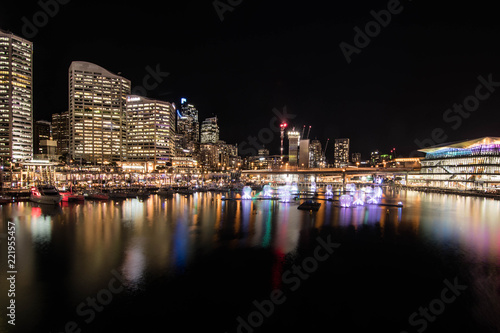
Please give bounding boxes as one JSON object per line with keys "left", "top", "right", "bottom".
{"left": 0, "top": 29, "right": 33, "bottom": 161}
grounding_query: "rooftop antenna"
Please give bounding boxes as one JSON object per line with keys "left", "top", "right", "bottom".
{"left": 306, "top": 126, "right": 311, "bottom": 139}
{"left": 301, "top": 125, "right": 306, "bottom": 139}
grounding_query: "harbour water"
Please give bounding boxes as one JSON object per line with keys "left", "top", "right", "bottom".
{"left": 1, "top": 188, "right": 499, "bottom": 332}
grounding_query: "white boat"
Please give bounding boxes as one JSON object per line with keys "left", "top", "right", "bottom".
{"left": 30, "top": 186, "right": 62, "bottom": 205}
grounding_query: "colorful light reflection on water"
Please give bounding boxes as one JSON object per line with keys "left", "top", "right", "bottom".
{"left": 1, "top": 189, "right": 500, "bottom": 332}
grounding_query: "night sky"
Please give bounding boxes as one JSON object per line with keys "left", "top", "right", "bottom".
{"left": 1, "top": 0, "right": 500, "bottom": 159}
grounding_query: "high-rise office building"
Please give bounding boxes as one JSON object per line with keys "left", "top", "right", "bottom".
{"left": 126, "top": 95, "right": 175, "bottom": 167}
{"left": 309, "top": 140, "right": 322, "bottom": 168}
{"left": 177, "top": 98, "right": 199, "bottom": 143}
{"left": 52, "top": 111, "right": 69, "bottom": 155}
{"left": 33, "top": 120, "right": 51, "bottom": 154}
{"left": 176, "top": 98, "right": 200, "bottom": 157}
{"left": 0, "top": 29, "right": 33, "bottom": 161}
{"left": 68, "top": 61, "right": 131, "bottom": 163}
{"left": 288, "top": 130, "right": 300, "bottom": 166}
{"left": 200, "top": 116, "right": 219, "bottom": 144}
{"left": 334, "top": 138, "right": 349, "bottom": 168}
{"left": 352, "top": 152, "right": 361, "bottom": 164}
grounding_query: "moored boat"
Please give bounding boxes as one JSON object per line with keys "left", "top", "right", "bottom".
{"left": 60, "top": 191, "right": 85, "bottom": 202}
{"left": 30, "top": 186, "right": 62, "bottom": 205}
{"left": 0, "top": 196, "right": 12, "bottom": 204}
{"left": 107, "top": 190, "right": 127, "bottom": 200}
{"left": 85, "top": 191, "right": 109, "bottom": 200}
{"left": 137, "top": 189, "right": 151, "bottom": 199}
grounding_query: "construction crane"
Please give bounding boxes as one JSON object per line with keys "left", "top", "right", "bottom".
{"left": 323, "top": 138, "right": 329, "bottom": 156}
{"left": 280, "top": 122, "right": 287, "bottom": 160}
{"left": 306, "top": 126, "right": 311, "bottom": 139}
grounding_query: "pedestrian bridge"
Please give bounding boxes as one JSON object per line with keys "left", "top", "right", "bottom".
{"left": 242, "top": 167, "right": 417, "bottom": 177}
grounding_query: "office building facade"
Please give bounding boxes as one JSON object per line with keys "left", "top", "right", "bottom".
{"left": 68, "top": 61, "right": 131, "bottom": 163}
{"left": 52, "top": 111, "right": 70, "bottom": 155}
{"left": 33, "top": 120, "right": 51, "bottom": 155}
{"left": 334, "top": 138, "right": 349, "bottom": 168}
{"left": 126, "top": 95, "right": 175, "bottom": 167}
{"left": 309, "top": 140, "right": 323, "bottom": 168}
{"left": 0, "top": 30, "right": 33, "bottom": 161}
{"left": 200, "top": 116, "right": 219, "bottom": 144}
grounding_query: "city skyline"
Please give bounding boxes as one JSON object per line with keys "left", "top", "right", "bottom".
{"left": 2, "top": 1, "right": 500, "bottom": 159}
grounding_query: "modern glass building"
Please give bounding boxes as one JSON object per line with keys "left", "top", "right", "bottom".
{"left": 409, "top": 137, "right": 500, "bottom": 189}
{"left": 0, "top": 29, "right": 33, "bottom": 161}
{"left": 126, "top": 95, "right": 175, "bottom": 167}
{"left": 68, "top": 61, "right": 131, "bottom": 163}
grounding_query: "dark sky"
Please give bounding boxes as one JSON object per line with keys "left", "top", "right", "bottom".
{"left": 1, "top": 0, "right": 500, "bottom": 160}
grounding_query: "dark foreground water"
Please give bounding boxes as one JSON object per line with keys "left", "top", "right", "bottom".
{"left": 1, "top": 188, "right": 500, "bottom": 333}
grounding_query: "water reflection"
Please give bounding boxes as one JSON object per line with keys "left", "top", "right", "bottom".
{"left": 1, "top": 189, "right": 500, "bottom": 332}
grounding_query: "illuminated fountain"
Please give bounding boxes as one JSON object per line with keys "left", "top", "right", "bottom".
{"left": 353, "top": 198, "right": 364, "bottom": 206}
{"left": 262, "top": 185, "right": 272, "bottom": 198}
{"left": 242, "top": 186, "right": 252, "bottom": 200}
{"left": 353, "top": 191, "right": 364, "bottom": 206}
{"left": 325, "top": 184, "right": 333, "bottom": 196}
{"left": 290, "top": 182, "right": 299, "bottom": 195}
{"left": 367, "top": 196, "right": 378, "bottom": 204}
{"left": 278, "top": 185, "right": 292, "bottom": 203}
{"left": 340, "top": 194, "right": 352, "bottom": 208}
{"left": 310, "top": 181, "right": 317, "bottom": 193}
{"left": 362, "top": 186, "right": 373, "bottom": 193}
{"left": 374, "top": 187, "right": 383, "bottom": 199}
{"left": 345, "top": 183, "right": 356, "bottom": 192}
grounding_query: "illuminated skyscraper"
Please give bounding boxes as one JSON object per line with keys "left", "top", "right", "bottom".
{"left": 334, "top": 138, "right": 349, "bottom": 168}
{"left": 176, "top": 98, "right": 200, "bottom": 156}
{"left": 309, "top": 140, "right": 323, "bottom": 168}
{"left": 288, "top": 130, "right": 300, "bottom": 166}
{"left": 126, "top": 95, "right": 175, "bottom": 167}
{"left": 177, "top": 98, "right": 199, "bottom": 143}
{"left": 0, "top": 29, "right": 33, "bottom": 161}
{"left": 200, "top": 116, "right": 219, "bottom": 144}
{"left": 68, "top": 61, "right": 131, "bottom": 163}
